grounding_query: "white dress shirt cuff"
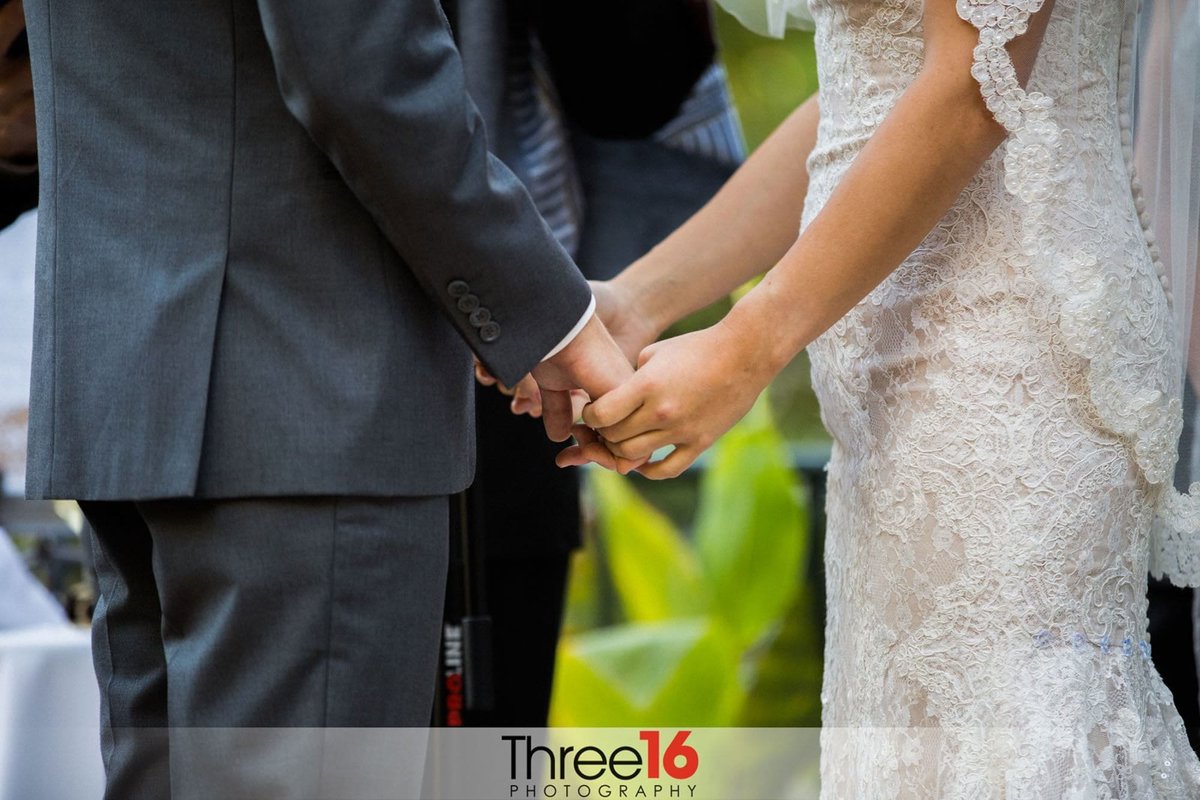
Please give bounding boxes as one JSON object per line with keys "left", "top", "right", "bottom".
{"left": 541, "top": 296, "right": 596, "bottom": 362}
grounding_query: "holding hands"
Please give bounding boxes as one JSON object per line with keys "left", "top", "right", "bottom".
{"left": 480, "top": 279, "right": 777, "bottom": 480}
{"left": 499, "top": 306, "right": 647, "bottom": 475}
{"left": 473, "top": 279, "right": 658, "bottom": 420}
{"left": 477, "top": 95, "right": 832, "bottom": 480}
{"left": 562, "top": 319, "right": 771, "bottom": 479}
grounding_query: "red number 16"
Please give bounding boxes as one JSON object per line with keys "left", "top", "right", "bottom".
{"left": 639, "top": 730, "right": 699, "bottom": 780}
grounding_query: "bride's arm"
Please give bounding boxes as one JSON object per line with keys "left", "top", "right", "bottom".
{"left": 729, "top": 2, "right": 1054, "bottom": 372}
{"left": 610, "top": 92, "right": 820, "bottom": 340}
{"left": 580, "top": 0, "right": 1056, "bottom": 478}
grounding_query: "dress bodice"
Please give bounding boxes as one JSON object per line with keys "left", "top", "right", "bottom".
{"left": 804, "top": 0, "right": 1129, "bottom": 215}
{"left": 801, "top": 0, "right": 1200, "bottom": 585}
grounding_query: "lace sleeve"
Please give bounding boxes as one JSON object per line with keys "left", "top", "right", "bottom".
{"left": 958, "top": 1, "right": 1047, "bottom": 128}
{"left": 956, "top": 0, "right": 1059, "bottom": 201}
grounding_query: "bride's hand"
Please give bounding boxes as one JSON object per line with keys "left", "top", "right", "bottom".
{"left": 558, "top": 321, "right": 774, "bottom": 479}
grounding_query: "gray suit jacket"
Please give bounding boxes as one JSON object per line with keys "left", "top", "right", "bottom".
{"left": 22, "top": 0, "right": 592, "bottom": 501}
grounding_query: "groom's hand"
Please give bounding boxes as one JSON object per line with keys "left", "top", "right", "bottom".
{"left": 532, "top": 314, "right": 628, "bottom": 440}
{"left": 531, "top": 315, "right": 644, "bottom": 474}
{"left": 473, "top": 359, "right": 545, "bottom": 417}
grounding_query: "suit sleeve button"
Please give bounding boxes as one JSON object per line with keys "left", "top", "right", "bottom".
{"left": 469, "top": 308, "right": 492, "bottom": 327}
{"left": 447, "top": 280, "right": 470, "bottom": 298}
{"left": 479, "top": 321, "right": 502, "bottom": 343}
{"left": 456, "top": 294, "right": 480, "bottom": 313}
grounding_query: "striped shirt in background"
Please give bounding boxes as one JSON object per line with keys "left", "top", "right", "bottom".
{"left": 504, "top": 36, "right": 746, "bottom": 259}
{"left": 654, "top": 64, "right": 746, "bottom": 168}
{"left": 504, "top": 33, "right": 585, "bottom": 258}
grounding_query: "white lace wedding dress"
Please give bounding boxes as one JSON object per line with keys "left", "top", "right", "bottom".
{"left": 797, "top": 0, "right": 1200, "bottom": 796}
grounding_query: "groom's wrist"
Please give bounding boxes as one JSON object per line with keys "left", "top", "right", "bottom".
{"left": 540, "top": 296, "right": 597, "bottom": 362}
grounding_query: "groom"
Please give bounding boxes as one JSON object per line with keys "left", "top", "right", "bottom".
{"left": 22, "top": 1, "right": 629, "bottom": 797}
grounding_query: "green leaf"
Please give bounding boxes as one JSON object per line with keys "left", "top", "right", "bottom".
{"left": 590, "top": 470, "right": 710, "bottom": 623}
{"left": 736, "top": 583, "right": 825, "bottom": 727}
{"left": 560, "top": 541, "right": 605, "bottom": 636}
{"left": 714, "top": 7, "right": 820, "bottom": 150}
{"left": 549, "top": 619, "right": 743, "bottom": 727}
{"left": 693, "top": 398, "right": 807, "bottom": 647}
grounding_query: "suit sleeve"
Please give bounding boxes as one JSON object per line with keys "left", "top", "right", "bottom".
{"left": 253, "top": 0, "right": 593, "bottom": 386}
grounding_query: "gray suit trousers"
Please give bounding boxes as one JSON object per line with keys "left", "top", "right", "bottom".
{"left": 81, "top": 496, "right": 449, "bottom": 800}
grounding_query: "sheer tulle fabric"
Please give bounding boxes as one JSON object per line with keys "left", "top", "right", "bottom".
{"left": 713, "top": 0, "right": 815, "bottom": 37}
{"left": 1131, "top": 0, "right": 1200, "bottom": 585}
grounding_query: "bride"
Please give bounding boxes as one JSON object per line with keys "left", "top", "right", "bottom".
{"left": 502, "top": 0, "right": 1200, "bottom": 795}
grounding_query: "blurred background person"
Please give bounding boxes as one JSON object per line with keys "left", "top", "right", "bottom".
{"left": 443, "top": 0, "right": 745, "bottom": 725}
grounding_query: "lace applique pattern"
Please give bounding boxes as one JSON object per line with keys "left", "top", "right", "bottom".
{"left": 959, "top": 0, "right": 1200, "bottom": 586}
{"left": 797, "top": 0, "right": 1200, "bottom": 794}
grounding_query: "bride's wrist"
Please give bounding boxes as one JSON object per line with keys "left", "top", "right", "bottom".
{"left": 715, "top": 313, "right": 782, "bottom": 392}
{"left": 611, "top": 268, "right": 675, "bottom": 341}
{"left": 619, "top": 253, "right": 700, "bottom": 335}
{"left": 721, "top": 292, "right": 800, "bottom": 380}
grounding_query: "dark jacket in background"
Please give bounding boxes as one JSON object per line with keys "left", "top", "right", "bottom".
{"left": 0, "top": 172, "right": 36, "bottom": 231}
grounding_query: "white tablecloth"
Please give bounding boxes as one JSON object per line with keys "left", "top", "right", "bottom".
{"left": 0, "top": 625, "right": 104, "bottom": 800}
{"left": 0, "top": 529, "right": 65, "bottom": 630}
{"left": 0, "top": 210, "right": 36, "bottom": 497}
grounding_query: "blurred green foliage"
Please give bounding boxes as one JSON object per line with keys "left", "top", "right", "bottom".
{"left": 550, "top": 400, "right": 823, "bottom": 727}
{"left": 713, "top": 8, "right": 818, "bottom": 149}
{"left": 548, "top": 10, "right": 829, "bottom": 730}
